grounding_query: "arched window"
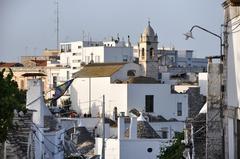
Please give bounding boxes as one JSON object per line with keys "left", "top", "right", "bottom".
{"left": 127, "top": 70, "right": 136, "bottom": 77}
{"left": 150, "top": 48, "right": 154, "bottom": 59}
{"left": 141, "top": 48, "right": 145, "bottom": 59}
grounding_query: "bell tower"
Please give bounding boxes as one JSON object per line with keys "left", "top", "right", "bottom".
{"left": 138, "top": 21, "right": 159, "bottom": 80}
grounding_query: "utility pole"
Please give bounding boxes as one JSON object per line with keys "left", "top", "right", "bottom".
{"left": 56, "top": 0, "right": 59, "bottom": 50}
{"left": 3, "top": 141, "right": 6, "bottom": 159}
{"left": 221, "top": 1, "right": 230, "bottom": 158}
{"left": 89, "top": 78, "right": 91, "bottom": 116}
{"left": 101, "top": 95, "right": 105, "bottom": 159}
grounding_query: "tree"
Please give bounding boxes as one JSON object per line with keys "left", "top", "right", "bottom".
{"left": 0, "top": 68, "right": 26, "bottom": 143}
{"left": 160, "top": 132, "right": 185, "bottom": 159}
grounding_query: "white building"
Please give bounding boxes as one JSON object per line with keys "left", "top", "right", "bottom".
{"left": 26, "top": 79, "right": 65, "bottom": 159}
{"left": 71, "top": 62, "right": 188, "bottom": 121}
{"left": 134, "top": 42, "right": 207, "bottom": 70}
{"left": 176, "top": 50, "right": 207, "bottom": 68}
{"left": 222, "top": 2, "right": 240, "bottom": 158}
{"left": 198, "top": 72, "right": 208, "bottom": 96}
{"left": 60, "top": 39, "right": 133, "bottom": 76}
{"left": 95, "top": 114, "right": 174, "bottom": 159}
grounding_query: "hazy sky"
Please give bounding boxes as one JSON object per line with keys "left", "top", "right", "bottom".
{"left": 0, "top": 0, "right": 224, "bottom": 62}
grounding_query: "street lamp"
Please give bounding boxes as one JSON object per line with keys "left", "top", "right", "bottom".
{"left": 184, "top": 25, "right": 223, "bottom": 61}
{"left": 184, "top": 25, "right": 225, "bottom": 158}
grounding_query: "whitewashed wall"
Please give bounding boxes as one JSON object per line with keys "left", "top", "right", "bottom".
{"left": 227, "top": 15, "right": 240, "bottom": 107}
{"left": 120, "top": 139, "right": 161, "bottom": 159}
{"left": 198, "top": 72, "right": 208, "bottom": 96}
{"left": 108, "top": 84, "right": 128, "bottom": 116}
{"left": 104, "top": 47, "right": 133, "bottom": 62}
{"left": 83, "top": 46, "right": 105, "bottom": 63}
{"left": 71, "top": 77, "right": 111, "bottom": 116}
{"left": 95, "top": 138, "right": 120, "bottom": 159}
{"left": 95, "top": 138, "right": 172, "bottom": 159}
{"left": 71, "top": 78, "right": 188, "bottom": 120}
{"left": 127, "top": 84, "right": 188, "bottom": 121}
{"left": 227, "top": 118, "right": 235, "bottom": 159}
{"left": 111, "top": 63, "right": 142, "bottom": 82}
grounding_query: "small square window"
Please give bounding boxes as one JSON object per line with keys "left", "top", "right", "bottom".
{"left": 177, "top": 102, "right": 182, "bottom": 116}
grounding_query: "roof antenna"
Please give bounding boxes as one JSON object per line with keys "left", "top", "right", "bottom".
{"left": 117, "top": 33, "right": 120, "bottom": 42}
{"left": 56, "top": 0, "right": 59, "bottom": 50}
{"left": 127, "top": 35, "right": 132, "bottom": 47}
{"left": 82, "top": 30, "right": 85, "bottom": 41}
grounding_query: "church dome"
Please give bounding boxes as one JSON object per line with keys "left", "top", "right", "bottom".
{"left": 143, "top": 21, "right": 155, "bottom": 37}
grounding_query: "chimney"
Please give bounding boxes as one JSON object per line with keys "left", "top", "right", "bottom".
{"left": 118, "top": 112, "right": 125, "bottom": 140}
{"left": 27, "top": 79, "right": 50, "bottom": 127}
{"left": 129, "top": 117, "right": 137, "bottom": 139}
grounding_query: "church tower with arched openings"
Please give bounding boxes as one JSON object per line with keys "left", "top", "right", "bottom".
{"left": 138, "top": 21, "right": 159, "bottom": 80}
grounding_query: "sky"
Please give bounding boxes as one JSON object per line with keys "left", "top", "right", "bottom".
{"left": 0, "top": 0, "right": 224, "bottom": 62}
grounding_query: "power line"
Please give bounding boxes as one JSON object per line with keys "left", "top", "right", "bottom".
{"left": 32, "top": 131, "right": 62, "bottom": 156}
{"left": 188, "top": 110, "right": 221, "bottom": 141}
{"left": 32, "top": 122, "right": 63, "bottom": 148}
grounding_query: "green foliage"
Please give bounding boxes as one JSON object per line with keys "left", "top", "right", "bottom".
{"left": 0, "top": 68, "right": 26, "bottom": 143}
{"left": 160, "top": 132, "right": 185, "bottom": 159}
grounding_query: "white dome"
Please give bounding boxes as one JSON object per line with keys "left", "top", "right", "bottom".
{"left": 143, "top": 21, "right": 155, "bottom": 37}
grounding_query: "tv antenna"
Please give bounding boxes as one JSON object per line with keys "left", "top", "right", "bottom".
{"left": 56, "top": 0, "right": 59, "bottom": 50}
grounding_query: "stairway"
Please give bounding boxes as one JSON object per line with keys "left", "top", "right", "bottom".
{"left": 5, "top": 110, "right": 33, "bottom": 159}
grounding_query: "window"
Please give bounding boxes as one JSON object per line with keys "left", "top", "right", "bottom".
{"left": 60, "top": 45, "right": 65, "bottom": 52}
{"left": 72, "top": 60, "right": 81, "bottom": 63}
{"left": 127, "top": 70, "right": 136, "bottom": 76}
{"left": 145, "top": 95, "right": 154, "bottom": 112}
{"left": 177, "top": 102, "right": 182, "bottom": 116}
{"left": 162, "top": 131, "right": 168, "bottom": 139}
{"left": 73, "top": 53, "right": 81, "bottom": 56}
{"left": 95, "top": 56, "right": 100, "bottom": 63}
{"left": 141, "top": 48, "right": 145, "bottom": 59}
{"left": 53, "top": 76, "right": 57, "bottom": 88}
{"left": 78, "top": 46, "right": 81, "bottom": 49}
{"left": 66, "top": 44, "right": 71, "bottom": 52}
{"left": 147, "top": 148, "right": 153, "bottom": 153}
{"left": 150, "top": 48, "right": 154, "bottom": 59}
{"left": 66, "top": 71, "right": 70, "bottom": 93}
{"left": 67, "top": 71, "right": 70, "bottom": 80}
{"left": 237, "top": 120, "right": 240, "bottom": 158}
{"left": 123, "top": 55, "right": 128, "bottom": 62}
